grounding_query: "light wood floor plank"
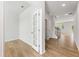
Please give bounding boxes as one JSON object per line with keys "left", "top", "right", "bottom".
{"left": 4, "top": 39, "right": 79, "bottom": 57}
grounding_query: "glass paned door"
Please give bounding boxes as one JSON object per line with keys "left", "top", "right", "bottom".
{"left": 32, "top": 8, "right": 42, "bottom": 53}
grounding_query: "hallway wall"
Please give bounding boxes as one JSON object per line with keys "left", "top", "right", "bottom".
{"left": 55, "top": 21, "right": 74, "bottom": 35}
{"left": 4, "top": 2, "right": 19, "bottom": 41}
{"left": 45, "top": 12, "right": 56, "bottom": 39}
{"left": 74, "top": 2, "right": 79, "bottom": 51}
{"left": 0, "top": 1, "right": 3, "bottom": 56}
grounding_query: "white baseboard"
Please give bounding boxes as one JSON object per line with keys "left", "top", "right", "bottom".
{"left": 5, "top": 38, "right": 33, "bottom": 47}
{"left": 5, "top": 38, "right": 17, "bottom": 42}
{"left": 19, "top": 38, "right": 33, "bottom": 47}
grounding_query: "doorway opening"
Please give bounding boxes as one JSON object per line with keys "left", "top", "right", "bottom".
{"left": 44, "top": 1, "right": 79, "bottom": 56}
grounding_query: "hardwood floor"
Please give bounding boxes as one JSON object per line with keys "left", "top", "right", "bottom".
{"left": 4, "top": 39, "right": 79, "bottom": 57}
{"left": 44, "top": 38, "right": 79, "bottom": 57}
{"left": 4, "top": 39, "right": 40, "bottom": 57}
{"left": 57, "top": 33, "right": 78, "bottom": 51}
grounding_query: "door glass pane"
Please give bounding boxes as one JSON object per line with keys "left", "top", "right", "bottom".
{"left": 33, "top": 12, "right": 37, "bottom": 47}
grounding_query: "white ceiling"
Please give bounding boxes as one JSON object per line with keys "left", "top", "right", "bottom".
{"left": 45, "top": 1, "right": 78, "bottom": 19}
{"left": 4, "top": 1, "right": 78, "bottom": 21}
{"left": 4, "top": 1, "right": 30, "bottom": 15}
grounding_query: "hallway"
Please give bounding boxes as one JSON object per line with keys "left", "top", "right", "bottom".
{"left": 3, "top": 1, "right": 79, "bottom": 57}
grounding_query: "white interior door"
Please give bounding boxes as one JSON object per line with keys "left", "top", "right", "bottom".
{"left": 32, "top": 8, "right": 42, "bottom": 53}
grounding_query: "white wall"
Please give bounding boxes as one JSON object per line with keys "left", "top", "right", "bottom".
{"left": 74, "top": 3, "right": 79, "bottom": 50}
{"left": 19, "top": 7, "right": 33, "bottom": 45}
{"left": 55, "top": 21, "right": 74, "bottom": 35}
{"left": 45, "top": 13, "right": 52, "bottom": 39}
{"left": 62, "top": 21, "right": 73, "bottom": 34}
{"left": 0, "top": 1, "right": 3, "bottom": 57}
{"left": 19, "top": 1, "right": 45, "bottom": 54}
{"left": 45, "top": 12, "right": 56, "bottom": 39}
{"left": 4, "top": 2, "right": 19, "bottom": 41}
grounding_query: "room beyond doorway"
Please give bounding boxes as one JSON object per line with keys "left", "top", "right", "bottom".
{"left": 45, "top": 1, "right": 79, "bottom": 56}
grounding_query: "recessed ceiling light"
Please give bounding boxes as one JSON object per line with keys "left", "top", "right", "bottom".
{"left": 21, "top": 5, "right": 24, "bottom": 8}
{"left": 65, "top": 12, "right": 72, "bottom": 15}
{"left": 68, "top": 12, "right": 72, "bottom": 15}
{"left": 62, "top": 3, "right": 66, "bottom": 7}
